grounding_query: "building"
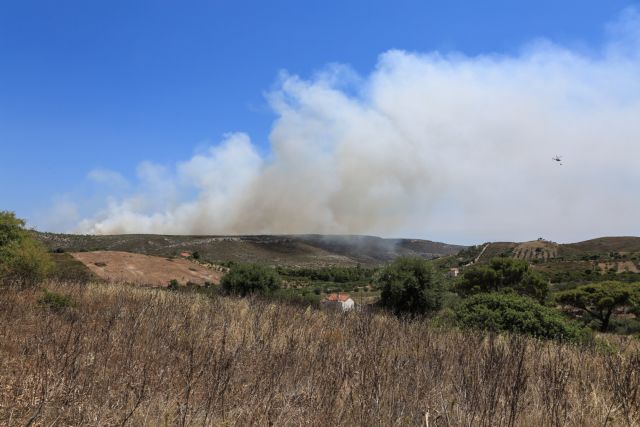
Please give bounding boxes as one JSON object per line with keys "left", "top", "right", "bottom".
{"left": 447, "top": 267, "right": 460, "bottom": 278}
{"left": 322, "top": 293, "right": 355, "bottom": 311}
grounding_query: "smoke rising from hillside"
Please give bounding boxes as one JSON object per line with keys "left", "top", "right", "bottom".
{"left": 77, "top": 9, "right": 640, "bottom": 242}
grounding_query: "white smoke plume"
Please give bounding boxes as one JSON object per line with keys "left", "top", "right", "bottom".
{"left": 77, "top": 9, "right": 640, "bottom": 243}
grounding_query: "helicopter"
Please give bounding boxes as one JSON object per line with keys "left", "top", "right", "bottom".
{"left": 552, "top": 155, "right": 563, "bottom": 165}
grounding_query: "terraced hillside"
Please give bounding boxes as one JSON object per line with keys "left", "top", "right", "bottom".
{"left": 34, "top": 232, "right": 464, "bottom": 267}
{"left": 459, "top": 237, "right": 640, "bottom": 285}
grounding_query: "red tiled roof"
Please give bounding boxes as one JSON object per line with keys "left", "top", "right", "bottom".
{"left": 180, "top": 252, "right": 191, "bottom": 257}
{"left": 326, "top": 293, "right": 350, "bottom": 302}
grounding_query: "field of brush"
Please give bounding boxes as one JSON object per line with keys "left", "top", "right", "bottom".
{"left": 1, "top": 281, "right": 639, "bottom": 426}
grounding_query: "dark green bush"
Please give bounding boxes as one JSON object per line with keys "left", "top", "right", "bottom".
{"left": 38, "top": 290, "right": 74, "bottom": 311}
{"left": 167, "top": 279, "right": 179, "bottom": 290}
{"left": 221, "top": 263, "right": 281, "bottom": 297}
{"left": 378, "top": 257, "right": 443, "bottom": 316}
{"left": 456, "top": 292, "right": 590, "bottom": 342}
{"left": 457, "top": 257, "right": 548, "bottom": 302}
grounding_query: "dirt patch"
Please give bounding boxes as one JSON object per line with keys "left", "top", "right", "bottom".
{"left": 71, "top": 251, "right": 223, "bottom": 286}
{"left": 597, "top": 261, "right": 640, "bottom": 274}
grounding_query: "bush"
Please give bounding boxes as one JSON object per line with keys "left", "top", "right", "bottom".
{"left": 167, "top": 279, "right": 179, "bottom": 290}
{"left": 456, "top": 292, "right": 590, "bottom": 342}
{"left": 457, "top": 257, "right": 548, "bottom": 302}
{"left": 378, "top": 257, "right": 443, "bottom": 316}
{"left": 0, "top": 211, "right": 53, "bottom": 287}
{"left": 221, "top": 263, "right": 281, "bottom": 297}
{"left": 38, "top": 290, "right": 74, "bottom": 312}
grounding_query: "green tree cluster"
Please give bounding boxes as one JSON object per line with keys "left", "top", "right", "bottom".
{"left": 277, "top": 265, "right": 374, "bottom": 283}
{"left": 456, "top": 292, "right": 590, "bottom": 342}
{"left": 221, "top": 263, "right": 281, "bottom": 297}
{"left": 378, "top": 257, "right": 443, "bottom": 315}
{"left": 457, "top": 257, "right": 548, "bottom": 302}
{"left": 0, "top": 211, "right": 52, "bottom": 287}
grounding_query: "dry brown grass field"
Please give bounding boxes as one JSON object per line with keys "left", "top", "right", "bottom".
{"left": 1, "top": 281, "right": 639, "bottom": 426}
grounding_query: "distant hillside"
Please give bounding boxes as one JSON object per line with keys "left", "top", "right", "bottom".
{"left": 561, "top": 237, "right": 640, "bottom": 257}
{"left": 474, "top": 237, "right": 640, "bottom": 263}
{"left": 451, "top": 236, "right": 640, "bottom": 285}
{"left": 33, "top": 232, "right": 465, "bottom": 267}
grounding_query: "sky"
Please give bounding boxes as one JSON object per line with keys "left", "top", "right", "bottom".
{"left": 1, "top": 1, "right": 639, "bottom": 244}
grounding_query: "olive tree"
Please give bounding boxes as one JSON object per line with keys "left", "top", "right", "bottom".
{"left": 378, "top": 257, "right": 443, "bottom": 316}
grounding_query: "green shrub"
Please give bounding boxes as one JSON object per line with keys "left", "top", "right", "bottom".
{"left": 221, "top": 263, "right": 281, "bottom": 297}
{"left": 456, "top": 292, "right": 590, "bottom": 342}
{"left": 457, "top": 257, "right": 548, "bottom": 302}
{"left": 168, "top": 279, "right": 179, "bottom": 290}
{"left": 39, "top": 290, "right": 74, "bottom": 311}
{"left": 378, "top": 257, "right": 443, "bottom": 316}
{"left": 0, "top": 211, "right": 53, "bottom": 287}
{"left": 270, "top": 289, "right": 321, "bottom": 307}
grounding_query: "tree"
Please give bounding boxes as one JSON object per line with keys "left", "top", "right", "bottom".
{"left": 0, "top": 211, "right": 52, "bottom": 287}
{"left": 555, "top": 281, "right": 640, "bottom": 332}
{"left": 378, "top": 257, "right": 443, "bottom": 316}
{"left": 0, "top": 211, "right": 27, "bottom": 246}
{"left": 457, "top": 257, "right": 548, "bottom": 302}
{"left": 456, "top": 292, "right": 590, "bottom": 342}
{"left": 221, "top": 263, "right": 281, "bottom": 297}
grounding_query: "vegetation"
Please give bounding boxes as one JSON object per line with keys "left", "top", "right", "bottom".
{"left": 0, "top": 211, "right": 52, "bottom": 287}
{"left": 1, "top": 282, "right": 640, "bottom": 426}
{"left": 221, "top": 263, "right": 281, "bottom": 296}
{"left": 38, "top": 289, "right": 75, "bottom": 311}
{"left": 277, "top": 265, "right": 374, "bottom": 283}
{"left": 556, "top": 281, "right": 640, "bottom": 331}
{"left": 457, "top": 257, "right": 548, "bottom": 302}
{"left": 378, "top": 257, "right": 443, "bottom": 315}
{"left": 456, "top": 293, "right": 590, "bottom": 342}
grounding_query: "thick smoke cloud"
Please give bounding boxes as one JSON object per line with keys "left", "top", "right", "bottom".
{"left": 77, "top": 9, "right": 640, "bottom": 243}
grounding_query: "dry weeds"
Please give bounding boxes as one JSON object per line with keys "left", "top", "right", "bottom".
{"left": 1, "top": 281, "right": 639, "bottom": 426}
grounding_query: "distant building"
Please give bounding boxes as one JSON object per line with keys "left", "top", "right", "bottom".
{"left": 447, "top": 268, "right": 460, "bottom": 278}
{"left": 180, "top": 252, "right": 191, "bottom": 258}
{"left": 322, "top": 293, "right": 355, "bottom": 311}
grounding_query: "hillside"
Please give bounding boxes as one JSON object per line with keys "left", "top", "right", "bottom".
{"left": 439, "top": 237, "right": 640, "bottom": 285}
{"left": 471, "top": 237, "right": 640, "bottom": 263}
{"left": 33, "top": 232, "right": 464, "bottom": 267}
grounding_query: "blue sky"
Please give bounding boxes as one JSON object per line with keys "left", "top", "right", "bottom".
{"left": 1, "top": 1, "right": 639, "bottom": 242}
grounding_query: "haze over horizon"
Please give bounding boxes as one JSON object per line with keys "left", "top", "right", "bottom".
{"left": 2, "top": 2, "right": 639, "bottom": 245}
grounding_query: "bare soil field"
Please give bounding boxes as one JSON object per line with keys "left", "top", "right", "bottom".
{"left": 70, "top": 251, "right": 223, "bottom": 286}
{"left": 598, "top": 261, "right": 640, "bottom": 274}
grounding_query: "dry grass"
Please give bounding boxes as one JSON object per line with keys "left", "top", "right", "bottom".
{"left": 1, "top": 281, "right": 639, "bottom": 426}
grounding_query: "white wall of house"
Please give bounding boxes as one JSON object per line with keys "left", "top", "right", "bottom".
{"left": 341, "top": 298, "right": 355, "bottom": 311}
